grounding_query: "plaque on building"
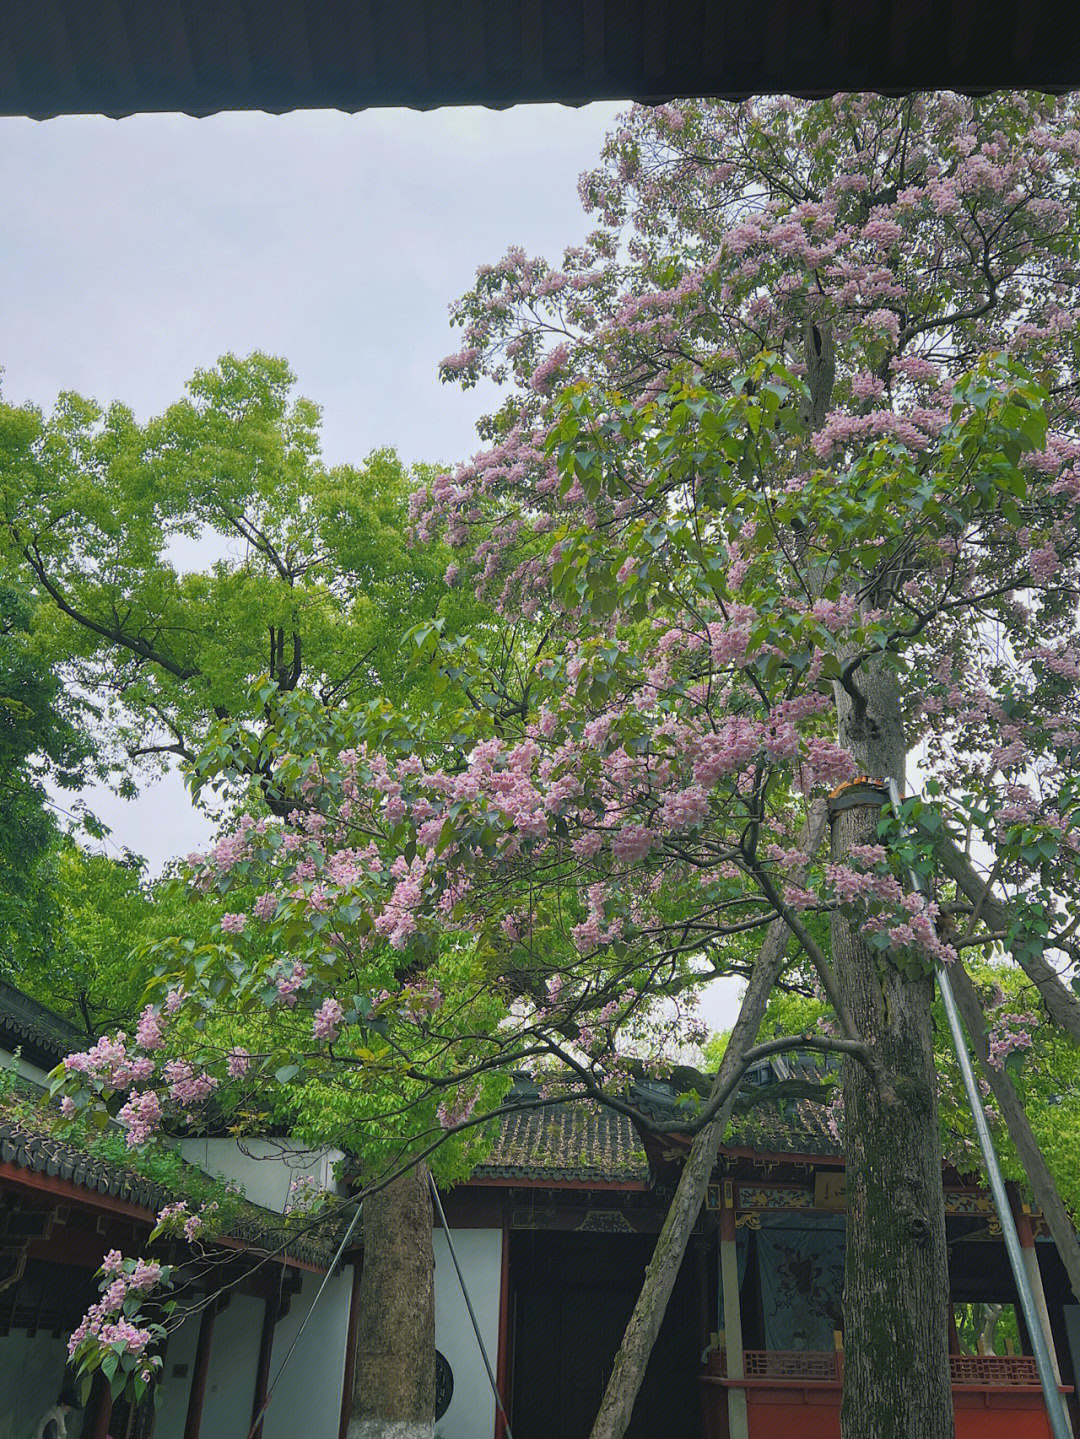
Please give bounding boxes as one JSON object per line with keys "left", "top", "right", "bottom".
{"left": 435, "top": 1349, "right": 454, "bottom": 1420}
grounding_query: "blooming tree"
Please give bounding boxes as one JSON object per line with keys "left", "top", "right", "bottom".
{"left": 51, "top": 92, "right": 1080, "bottom": 1439}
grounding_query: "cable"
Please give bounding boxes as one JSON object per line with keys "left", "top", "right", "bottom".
{"left": 244, "top": 1200, "right": 362, "bottom": 1439}
{"left": 429, "top": 1172, "right": 515, "bottom": 1439}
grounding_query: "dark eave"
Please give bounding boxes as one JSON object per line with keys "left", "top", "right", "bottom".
{"left": 0, "top": 980, "right": 90, "bottom": 1071}
{"left": 1, "top": 1, "right": 1078, "bottom": 122}
{"left": 0, "top": 1109, "right": 341, "bottom": 1271}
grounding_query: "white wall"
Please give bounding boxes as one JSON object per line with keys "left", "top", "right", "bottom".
{"left": 152, "top": 1273, "right": 353, "bottom": 1439}
{"left": 0, "top": 1333, "right": 85, "bottom": 1439}
{"left": 0, "top": 1227, "right": 498, "bottom": 1439}
{"left": 201, "top": 1294, "right": 263, "bottom": 1439}
{"left": 153, "top": 1302, "right": 203, "bottom": 1439}
{"left": 0, "top": 1043, "right": 51, "bottom": 1088}
{"left": 263, "top": 1266, "right": 353, "bottom": 1439}
{"left": 153, "top": 1293, "right": 268, "bottom": 1439}
{"left": 177, "top": 1139, "right": 343, "bottom": 1214}
{"left": 433, "top": 1229, "right": 503, "bottom": 1439}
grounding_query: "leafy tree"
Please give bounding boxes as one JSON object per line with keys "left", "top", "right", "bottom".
{"left": 0, "top": 354, "right": 482, "bottom": 786}
{"left": 419, "top": 91, "right": 1080, "bottom": 1439}
{"left": 0, "top": 581, "right": 95, "bottom": 978}
{"left": 12, "top": 840, "right": 224, "bottom": 1034}
{"left": 0, "top": 361, "right": 517, "bottom": 1431}
{"left": 45, "top": 93, "right": 1080, "bottom": 1439}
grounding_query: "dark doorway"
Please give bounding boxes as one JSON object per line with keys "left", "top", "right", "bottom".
{"left": 509, "top": 1229, "right": 702, "bottom": 1439}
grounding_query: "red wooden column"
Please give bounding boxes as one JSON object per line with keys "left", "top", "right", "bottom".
{"left": 338, "top": 1259, "right": 364, "bottom": 1439}
{"left": 493, "top": 1198, "right": 512, "bottom": 1439}
{"left": 183, "top": 1297, "right": 219, "bottom": 1439}
{"left": 250, "top": 1289, "right": 280, "bottom": 1439}
{"left": 87, "top": 1374, "right": 113, "bottom": 1439}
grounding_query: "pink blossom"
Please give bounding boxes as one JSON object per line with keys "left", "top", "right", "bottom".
{"left": 117, "top": 1088, "right": 162, "bottom": 1148}
{"left": 226, "top": 1047, "right": 252, "bottom": 1079}
{"left": 253, "top": 892, "right": 278, "bottom": 921}
{"left": 135, "top": 1005, "right": 165, "bottom": 1051}
{"left": 313, "top": 997, "right": 346, "bottom": 1043}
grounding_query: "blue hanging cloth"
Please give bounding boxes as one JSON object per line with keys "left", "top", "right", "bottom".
{"left": 755, "top": 1215, "right": 845, "bottom": 1351}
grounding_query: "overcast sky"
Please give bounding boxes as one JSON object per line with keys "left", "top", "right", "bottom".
{"left": 2, "top": 101, "right": 743, "bottom": 1031}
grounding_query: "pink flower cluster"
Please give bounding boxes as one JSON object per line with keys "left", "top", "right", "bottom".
{"left": 226, "top": 1046, "right": 252, "bottom": 1079}
{"left": 117, "top": 1088, "right": 163, "bottom": 1148}
{"left": 986, "top": 1011, "right": 1037, "bottom": 1069}
{"left": 313, "top": 997, "right": 345, "bottom": 1043}
{"left": 159, "top": 1060, "right": 218, "bottom": 1113}
{"left": 824, "top": 856, "right": 958, "bottom": 969}
{"left": 285, "top": 1173, "right": 327, "bottom": 1215}
{"left": 438, "top": 1084, "right": 481, "bottom": 1130}
{"left": 156, "top": 1199, "right": 219, "bottom": 1243}
{"left": 68, "top": 1254, "right": 163, "bottom": 1360}
{"left": 135, "top": 1006, "right": 165, "bottom": 1051}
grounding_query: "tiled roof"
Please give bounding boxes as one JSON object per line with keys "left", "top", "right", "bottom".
{"left": 727, "top": 1097, "right": 840, "bottom": 1158}
{"left": 0, "top": 0, "right": 1074, "bottom": 120}
{"left": 473, "top": 1065, "right": 841, "bottom": 1184}
{"left": 0, "top": 1108, "right": 175, "bottom": 1211}
{"left": 475, "top": 1103, "right": 651, "bottom": 1184}
{"left": 0, "top": 1100, "right": 343, "bottom": 1270}
{"left": 727, "top": 1050, "right": 841, "bottom": 1157}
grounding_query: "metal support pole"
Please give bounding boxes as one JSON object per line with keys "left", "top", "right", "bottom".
{"left": 430, "top": 1173, "right": 515, "bottom": 1439}
{"left": 885, "top": 778, "right": 1071, "bottom": 1439}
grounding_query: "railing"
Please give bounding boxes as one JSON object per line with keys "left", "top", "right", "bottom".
{"left": 742, "top": 1351, "right": 840, "bottom": 1381}
{"left": 951, "top": 1354, "right": 1040, "bottom": 1386}
{"left": 713, "top": 1350, "right": 1042, "bottom": 1387}
{"left": 712, "top": 1350, "right": 839, "bottom": 1382}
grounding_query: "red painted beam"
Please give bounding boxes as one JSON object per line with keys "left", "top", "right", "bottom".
{"left": 0, "top": 1165, "right": 329, "bottom": 1272}
{"left": 0, "top": 1160, "right": 156, "bottom": 1224}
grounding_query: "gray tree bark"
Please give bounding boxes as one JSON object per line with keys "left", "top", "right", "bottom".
{"left": 832, "top": 663, "right": 953, "bottom": 1439}
{"left": 347, "top": 1163, "right": 435, "bottom": 1439}
{"left": 586, "top": 802, "right": 828, "bottom": 1439}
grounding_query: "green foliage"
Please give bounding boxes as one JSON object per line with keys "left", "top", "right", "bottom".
{"left": 8, "top": 839, "right": 230, "bottom": 1032}
{"left": 935, "top": 961, "right": 1080, "bottom": 1215}
{"left": 0, "top": 354, "right": 485, "bottom": 783}
{"left": 953, "top": 1302, "right": 1021, "bottom": 1357}
{"left": 0, "top": 583, "right": 96, "bottom": 977}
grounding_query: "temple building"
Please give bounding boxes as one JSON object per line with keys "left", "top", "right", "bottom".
{"left": 1, "top": 983, "right": 1075, "bottom": 1439}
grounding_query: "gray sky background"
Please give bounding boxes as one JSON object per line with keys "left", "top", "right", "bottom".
{"left": 2, "top": 102, "right": 743, "bottom": 1032}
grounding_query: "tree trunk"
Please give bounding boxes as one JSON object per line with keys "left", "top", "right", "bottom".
{"left": 832, "top": 667, "right": 953, "bottom": 1439}
{"left": 978, "top": 1303, "right": 1004, "bottom": 1356}
{"left": 348, "top": 1164, "right": 435, "bottom": 1439}
{"left": 950, "top": 960, "right": 1080, "bottom": 1302}
{"left": 587, "top": 802, "right": 827, "bottom": 1439}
